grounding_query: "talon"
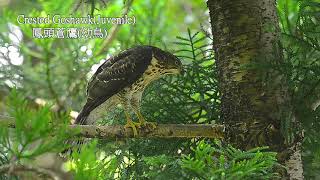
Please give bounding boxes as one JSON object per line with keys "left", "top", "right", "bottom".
{"left": 124, "top": 120, "right": 139, "bottom": 136}
{"left": 142, "top": 121, "right": 157, "bottom": 130}
{"left": 135, "top": 110, "right": 157, "bottom": 130}
{"left": 124, "top": 111, "right": 140, "bottom": 136}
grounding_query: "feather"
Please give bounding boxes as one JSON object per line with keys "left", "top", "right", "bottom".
{"left": 75, "top": 46, "right": 153, "bottom": 125}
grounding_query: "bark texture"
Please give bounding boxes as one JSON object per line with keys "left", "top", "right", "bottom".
{"left": 207, "top": 0, "right": 303, "bottom": 179}
{"left": 69, "top": 124, "right": 224, "bottom": 139}
{"left": 207, "top": 0, "right": 284, "bottom": 149}
{"left": 0, "top": 119, "right": 224, "bottom": 139}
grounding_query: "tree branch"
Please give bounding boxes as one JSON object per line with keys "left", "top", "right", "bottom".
{"left": 95, "top": 0, "right": 134, "bottom": 56}
{"left": 69, "top": 124, "right": 224, "bottom": 139}
{"left": 44, "top": 50, "right": 63, "bottom": 111}
{"left": 0, "top": 118, "right": 224, "bottom": 139}
{"left": 0, "top": 164, "right": 61, "bottom": 180}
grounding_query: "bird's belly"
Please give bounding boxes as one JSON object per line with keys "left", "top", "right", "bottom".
{"left": 120, "top": 77, "right": 149, "bottom": 100}
{"left": 87, "top": 68, "right": 160, "bottom": 124}
{"left": 119, "top": 61, "right": 163, "bottom": 101}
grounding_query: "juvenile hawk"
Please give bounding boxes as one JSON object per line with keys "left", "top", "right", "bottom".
{"left": 75, "top": 45, "right": 183, "bottom": 135}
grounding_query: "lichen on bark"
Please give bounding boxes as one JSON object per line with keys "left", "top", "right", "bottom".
{"left": 208, "top": 0, "right": 285, "bottom": 149}
{"left": 207, "top": 0, "right": 303, "bottom": 178}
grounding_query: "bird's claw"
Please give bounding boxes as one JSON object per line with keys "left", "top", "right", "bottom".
{"left": 124, "top": 120, "right": 140, "bottom": 136}
{"left": 140, "top": 121, "right": 157, "bottom": 130}
{"left": 136, "top": 111, "right": 157, "bottom": 130}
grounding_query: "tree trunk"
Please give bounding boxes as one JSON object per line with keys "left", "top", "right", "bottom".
{"left": 206, "top": 0, "right": 303, "bottom": 179}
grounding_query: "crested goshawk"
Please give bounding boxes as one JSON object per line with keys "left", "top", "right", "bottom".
{"left": 75, "top": 45, "right": 183, "bottom": 135}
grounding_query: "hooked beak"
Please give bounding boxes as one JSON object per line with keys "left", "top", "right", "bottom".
{"left": 166, "top": 66, "right": 184, "bottom": 75}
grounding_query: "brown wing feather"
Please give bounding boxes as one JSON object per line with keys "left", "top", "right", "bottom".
{"left": 75, "top": 46, "right": 153, "bottom": 124}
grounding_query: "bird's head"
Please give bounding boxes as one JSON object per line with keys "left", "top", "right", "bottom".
{"left": 151, "top": 47, "right": 184, "bottom": 75}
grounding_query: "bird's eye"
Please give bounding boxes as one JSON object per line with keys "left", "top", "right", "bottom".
{"left": 175, "top": 61, "right": 179, "bottom": 65}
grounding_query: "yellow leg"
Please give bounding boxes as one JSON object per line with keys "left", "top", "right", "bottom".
{"left": 135, "top": 110, "right": 157, "bottom": 129}
{"left": 123, "top": 111, "right": 140, "bottom": 136}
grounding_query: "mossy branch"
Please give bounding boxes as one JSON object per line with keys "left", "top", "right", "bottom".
{"left": 69, "top": 124, "right": 224, "bottom": 139}
{"left": 0, "top": 164, "right": 61, "bottom": 180}
{"left": 0, "top": 118, "right": 224, "bottom": 139}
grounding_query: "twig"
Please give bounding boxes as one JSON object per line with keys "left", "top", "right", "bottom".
{"left": 95, "top": 0, "right": 134, "bottom": 56}
{"left": 20, "top": 45, "right": 45, "bottom": 60}
{"left": 0, "top": 164, "right": 61, "bottom": 180}
{"left": 44, "top": 50, "right": 63, "bottom": 111}
{"left": 100, "top": 0, "right": 107, "bottom": 7}
{"left": 0, "top": 119, "right": 224, "bottom": 139}
{"left": 7, "top": 156, "right": 17, "bottom": 176}
{"left": 0, "top": 116, "right": 15, "bottom": 128}
{"left": 73, "top": 0, "right": 83, "bottom": 13}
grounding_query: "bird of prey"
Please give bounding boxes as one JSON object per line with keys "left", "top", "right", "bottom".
{"left": 75, "top": 45, "right": 183, "bottom": 135}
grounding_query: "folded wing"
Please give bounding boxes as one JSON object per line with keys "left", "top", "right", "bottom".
{"left": 75, "top": 46, "right": 152, "bottom": 124}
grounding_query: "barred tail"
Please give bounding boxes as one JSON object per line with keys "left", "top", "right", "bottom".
{"left": 60, "top": 110, "right": 89, "bottom": 157}
{"left": 75, "top": 109, "right": 90, "bottom": 125}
